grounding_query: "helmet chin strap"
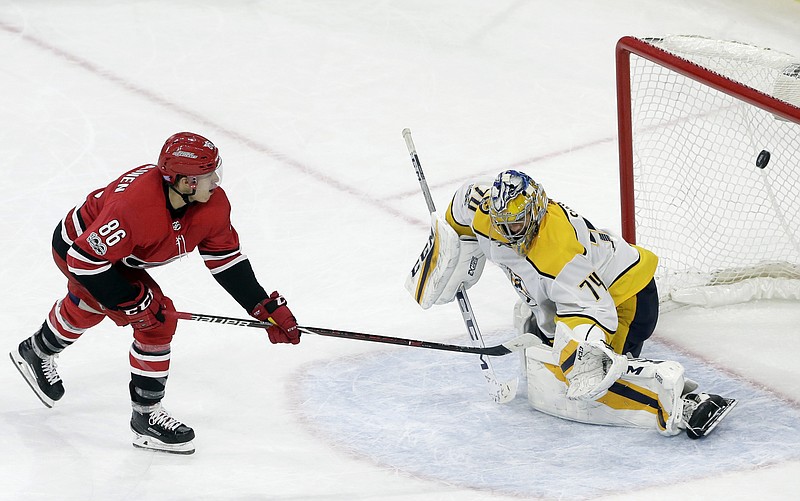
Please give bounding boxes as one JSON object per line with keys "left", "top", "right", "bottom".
{"left": 168, "top": 183, "right": 196, "bottom": 206}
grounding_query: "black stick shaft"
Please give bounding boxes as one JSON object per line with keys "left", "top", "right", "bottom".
{"left": 171, "top": 311, "right": 514, "bottom": 356}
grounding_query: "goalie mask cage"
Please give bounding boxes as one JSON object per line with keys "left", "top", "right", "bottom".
{"left": 616, "top": 35, "right": 800, "bottom": 307}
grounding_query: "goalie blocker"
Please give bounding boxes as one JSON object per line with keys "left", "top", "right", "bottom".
{"left": 405, "top": 212, "right": 486, "bottom": 309}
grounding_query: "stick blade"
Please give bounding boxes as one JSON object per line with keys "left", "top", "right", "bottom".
{"left": 489, "top": 376, "right": 519, "bottom": 404}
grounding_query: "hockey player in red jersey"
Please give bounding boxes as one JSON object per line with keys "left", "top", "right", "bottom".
{"left": 9, "top": 132, "right": 300, "bottom": 454}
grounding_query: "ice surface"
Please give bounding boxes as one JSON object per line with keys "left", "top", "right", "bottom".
{"left": 2, "top": 1, "right": 800, "bottom": 500}
{"left": 300, "top": 336, "right": 800, "bottom": 499}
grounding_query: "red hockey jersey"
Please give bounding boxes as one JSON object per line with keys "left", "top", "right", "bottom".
{"left": 61, "top": 164, "right": 243, "bottom": 275}
{"left": 53, "top": 165, "right": 266, "bottom": 311}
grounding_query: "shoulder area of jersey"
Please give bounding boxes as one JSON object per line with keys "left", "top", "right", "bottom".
{"left": 527, "top": 202, "right": 586, "bottom": 256}
{"left": 458, "top": 181, "right": 492, "bottom": 209}
{"left": 105, "top": 164, "right": 161, "bottom": 196}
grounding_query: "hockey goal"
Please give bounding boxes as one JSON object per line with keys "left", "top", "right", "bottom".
{"left": 616, "top": 35, "right": 800, "bottom": 307}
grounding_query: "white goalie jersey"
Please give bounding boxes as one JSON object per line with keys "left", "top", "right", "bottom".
{"left": 444, "top": 181, "right": 658, "bottom": 348}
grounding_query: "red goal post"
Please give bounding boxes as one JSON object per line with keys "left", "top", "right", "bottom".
{"left": 615, "top": 35, "right": 800, "bottom": 307}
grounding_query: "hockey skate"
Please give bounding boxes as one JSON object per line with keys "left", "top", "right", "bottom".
{"left": 9, "top": 337, "right": 64, "bottom": 408}
{"left": 682, "top": 393, "right": 737, "bottom": 439}
{"left": 131, "top": 403, "right": 196, "bottom": 454}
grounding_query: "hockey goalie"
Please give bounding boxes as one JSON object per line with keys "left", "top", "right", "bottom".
{"left": 405, "top": 170, "right": 736, "bottom": 438}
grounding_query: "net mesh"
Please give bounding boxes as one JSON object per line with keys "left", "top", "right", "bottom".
{"left": 626, "top": 35, "right": 800, "bottom": 304}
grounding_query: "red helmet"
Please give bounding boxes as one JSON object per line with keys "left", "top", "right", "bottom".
{"left": 158, "top": 132, "right": 220, "bottom": 183}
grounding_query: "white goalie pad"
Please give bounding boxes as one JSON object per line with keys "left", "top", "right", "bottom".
{"left": 525, "top": 347, "right": 688, "bottom": 435}
{"left": 405, "top": 213, "right": 486, "bottom": 309}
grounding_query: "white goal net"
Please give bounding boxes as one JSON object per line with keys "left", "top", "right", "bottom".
{"left": 617, "top": 35, "right": 800, "bottom": 307}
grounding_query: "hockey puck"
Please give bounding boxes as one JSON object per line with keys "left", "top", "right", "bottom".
{"left": 756, "top": 149, "right": 770, "bottom": 169}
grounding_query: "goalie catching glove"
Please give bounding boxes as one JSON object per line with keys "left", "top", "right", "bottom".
{"left": 251, "top": 292, "right": 300, "bottom": 344}
{"left": 554, "top": 322, "right": 627, "bottom": 401}
{"left": 405, "top": 212, "right": 486, "bottom": 309}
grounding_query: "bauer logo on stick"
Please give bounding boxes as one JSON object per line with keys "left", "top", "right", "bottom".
{"left": 195, "top": 315, "right": 254, "bottom": 327}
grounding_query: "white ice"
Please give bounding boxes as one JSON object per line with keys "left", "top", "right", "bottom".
{"left": 2, "top": 1, "right": 800, "bottom": 500}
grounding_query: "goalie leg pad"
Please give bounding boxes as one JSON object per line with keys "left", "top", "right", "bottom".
{"left": 526, "top": 352, "right": 692, "bottom": 433}
{"left": 525, "top": 355, "right": 655, "bottom": 428}
{"left": 622, "top": 358, "right": 686, "bottom": 436}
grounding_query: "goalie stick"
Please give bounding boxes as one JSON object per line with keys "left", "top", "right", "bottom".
{"left": 402, "top": 128, "right": 521, "bottom": 403}
{"left": 169, "top": 311, "right": 545, "bottom": 356}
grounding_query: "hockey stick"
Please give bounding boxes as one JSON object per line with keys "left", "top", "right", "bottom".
{"left": 169, "top": 311, "right": 542, "bottom": 356}
{"left": 402, "top": 128, "right": 520, "bottom": 403}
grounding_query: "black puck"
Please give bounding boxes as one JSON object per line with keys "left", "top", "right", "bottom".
{"left": 756, "top": 150, "right": 771, "bottom": 169}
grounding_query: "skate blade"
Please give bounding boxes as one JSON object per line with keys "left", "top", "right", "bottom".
{"left": 697, "top": 397, "right": 738, "bottom": 438}
{"left": 9, "top": 351, "right": 55, "bottom": 408}
{"left": 132, "top": 429, "right": 195, "bottom": 455}
{"left": 701, "top": 398, "right": 738, "bottom": 437}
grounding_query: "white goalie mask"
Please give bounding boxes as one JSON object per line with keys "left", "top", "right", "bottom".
{"left": 489, "top": 170, "right": 549, "bottom": 255}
